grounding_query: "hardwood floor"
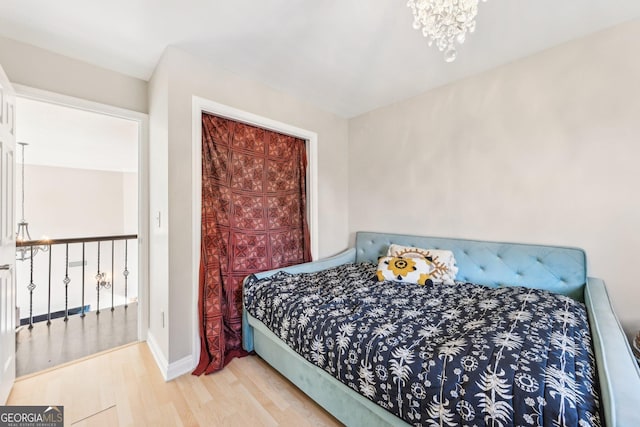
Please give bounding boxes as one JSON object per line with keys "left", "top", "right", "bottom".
{"left": 16, "top": 303, "right": 138, "bottom": 377}
{"left": 8, "top": 342, "right": 343, "bottom": 426}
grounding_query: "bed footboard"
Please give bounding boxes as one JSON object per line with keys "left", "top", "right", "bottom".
{"left": 585, "top": 277, "right": 640, "bottom": 427}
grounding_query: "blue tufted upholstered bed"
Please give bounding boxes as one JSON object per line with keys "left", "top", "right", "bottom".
{"left": 243, "top": 232, "right": 640, "bottom": 426}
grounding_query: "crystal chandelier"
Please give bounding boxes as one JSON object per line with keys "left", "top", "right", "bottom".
{"left": 407, "top": 0, "right": 487, "bottom": 63}
{"left": 16, "top": 142, "right": 49, "bottom": 261}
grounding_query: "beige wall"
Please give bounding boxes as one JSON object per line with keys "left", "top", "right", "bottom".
{"left": 0, "top": 35, "right": 147, "bottom": 113}
{"left": 147, "top": 52, "right": 170, "bottom": 358}
{"left": 21, "top": 165, "right": 135, "bottom": 238}
{"left": 349, "top": 20, "right": 640, "bottom": 339}
{"left": 122, "top": 172, "right": 138, "bottom": 235}
{"left": 147, "top": 46, "right": 350, "bottom": 363}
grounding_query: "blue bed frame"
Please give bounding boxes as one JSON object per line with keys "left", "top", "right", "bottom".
{"left": 243, "top": 232, "right": 640, "bottom": 426}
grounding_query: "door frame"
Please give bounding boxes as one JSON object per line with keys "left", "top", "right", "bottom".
{"left": 13, "top": 84, "right": 150, "bottom": 341}
{"left": 191, "top": 96, "right": 319, "bottom": 368}
{"left": 0, "top": 64, "right": 16, "bottom": 405}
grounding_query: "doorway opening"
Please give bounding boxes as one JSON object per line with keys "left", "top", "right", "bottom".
{"left": 13, "top": 94, "right": 146, "bottom": 376}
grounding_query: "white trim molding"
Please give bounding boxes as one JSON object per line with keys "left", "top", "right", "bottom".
{"left": 191, "top": 96, "right": 319, "bottom": 368}
{"left": 166, "top": 356, "right": 195, "bottom": 381}
{"left": 146, "top": 331, "right": 192, "bottom": 381}
{"left": 146, "top": 331, "right": 168, "bottom": 379}
{"left": 13, "top": 84, "right": 147, "bottom": 121}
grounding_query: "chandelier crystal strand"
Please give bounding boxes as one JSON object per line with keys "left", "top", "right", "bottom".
{"left": 16, "top": 142, "right": 33, "bottom": 261}
{"left": 20, "top": 142, "right": 26, "bottom": 224}
{"left": 15, "top": 142, "right": 48, "bottom": 261}
{"left": 407, "top": 0, "right": 486, "bottom": 63}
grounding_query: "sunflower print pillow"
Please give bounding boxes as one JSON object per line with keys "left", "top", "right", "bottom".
{"left": 387, "top": 244, "right": 458, "bottom": 285}
{"left": 376, "top": 256, "right": 435, "bottom": 286}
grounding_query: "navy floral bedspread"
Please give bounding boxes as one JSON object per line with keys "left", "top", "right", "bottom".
{"left": 244, "top": 263, "right": 601, "bottom": 427}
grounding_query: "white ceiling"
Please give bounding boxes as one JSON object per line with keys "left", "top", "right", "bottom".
{"left": 1, "top": 1, "right": 639, "bottom": 117}
{"left": 15, "top": 97, "right": 138, "bottom": 173}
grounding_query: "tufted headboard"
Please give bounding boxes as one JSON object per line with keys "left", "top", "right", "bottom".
{"left": 355, "top": 232, "right": 587, "bottom": 301}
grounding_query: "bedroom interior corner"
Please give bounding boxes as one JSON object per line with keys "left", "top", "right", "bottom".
{"left": 1, "top": 3, "right": 639, "bottom": 425}
{"left": 146, "top": 46, "right": 348, "bottom": 379}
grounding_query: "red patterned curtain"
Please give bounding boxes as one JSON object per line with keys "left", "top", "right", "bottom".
{"left": 194, "top": 113, "right": 311, "bottom": 375}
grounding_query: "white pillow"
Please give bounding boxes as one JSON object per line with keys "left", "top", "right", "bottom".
{"left": 376, "top": 256, "right": 435, "bottom": 286}
{"left": 387, "top": 244, "right": 458, "bottom": 285}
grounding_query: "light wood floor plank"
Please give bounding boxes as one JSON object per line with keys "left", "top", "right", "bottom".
{"left": 8, "top": 342, "right": 342, "bottom": 426}
{"left": 72, "top": 405, "right": 118, "bottom": 427}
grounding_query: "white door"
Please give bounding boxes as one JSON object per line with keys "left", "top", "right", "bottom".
{"left": 0, "top": 64, "right": 16, "bottom": 404}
